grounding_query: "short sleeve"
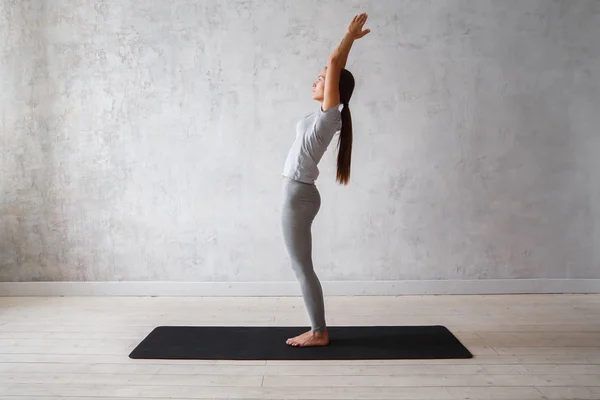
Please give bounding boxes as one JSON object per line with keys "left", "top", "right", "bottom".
{"left": 313, "top": 103, "right": 342, "bottom": 144}
{"left": 318, "top": 103, "right": 342, "bottom": 122}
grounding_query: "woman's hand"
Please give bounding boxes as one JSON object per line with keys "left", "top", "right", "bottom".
{"left": 328, "top": 12, "right": 371, "bottom": 69}
{"left": 347, "top": 13, "right": 370, "bottom": 39}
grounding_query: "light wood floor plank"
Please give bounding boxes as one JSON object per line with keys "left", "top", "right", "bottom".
{"left": 0, "top": 362, "right": 266, "bottom": 375}
{"left": 0, "top": 372, "right": 263, "bottom": 386}
{"left": 0, "top": 388, "right": 547, "bottom": 400}
{"left": 536, "top": 386, "right": 600, "bottom": 399}
{"left": 0, "top": 384, "right": 264, "bottom": 399}
{"left": 262, "top": 374, "right": 600, "bottom": 387}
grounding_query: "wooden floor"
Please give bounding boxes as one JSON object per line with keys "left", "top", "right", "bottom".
{"left": 0, "top": 294, "right": 599, "bottom": 399}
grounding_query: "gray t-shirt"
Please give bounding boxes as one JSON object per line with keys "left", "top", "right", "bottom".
{"left": 282, "top": 103, "right": 343, "bottom": 184}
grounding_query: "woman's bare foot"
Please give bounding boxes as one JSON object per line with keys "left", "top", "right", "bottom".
{"left": 286, "top": 330, "right": 329, "bottom": 347}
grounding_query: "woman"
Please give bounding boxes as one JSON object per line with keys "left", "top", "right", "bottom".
{"left": 281, "top": 13, "right": 371, "bottom": 347}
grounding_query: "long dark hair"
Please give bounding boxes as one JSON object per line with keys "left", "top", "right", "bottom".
{"left": 336, "top": 68, "right": 355, "bottom": 185}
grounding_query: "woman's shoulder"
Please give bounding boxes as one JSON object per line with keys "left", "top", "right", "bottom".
{"left": 317, "top": 104, "right": 342, "bottom": 120}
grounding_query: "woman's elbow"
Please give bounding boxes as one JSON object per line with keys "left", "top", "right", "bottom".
{"left": 328, "top": 56, "right": 342, "bottom": 68}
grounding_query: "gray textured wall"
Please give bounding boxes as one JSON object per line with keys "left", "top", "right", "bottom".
{"left": 1, "top": 0, "right": 599, "bottom": 283}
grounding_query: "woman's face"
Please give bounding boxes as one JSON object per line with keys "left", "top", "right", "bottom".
{"left": 312, "top": 68, "right": 326, "bottom": 101}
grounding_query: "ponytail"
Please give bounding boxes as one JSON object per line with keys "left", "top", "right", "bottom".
{"left": 336, "top": 102, "right": 352, "bottom": 185}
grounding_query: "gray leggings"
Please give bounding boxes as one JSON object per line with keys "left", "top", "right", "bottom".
{"left": 281, "top": 177, "right": 326, "bottom": 332}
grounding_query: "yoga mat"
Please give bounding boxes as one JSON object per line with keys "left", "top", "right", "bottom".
{"left": 129, "top": 325, "right": 473, "bottom": 360}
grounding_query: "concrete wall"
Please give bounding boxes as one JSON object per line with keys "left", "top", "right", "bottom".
{"left": 1, "top": 0, "right": 599, "bottom": 289}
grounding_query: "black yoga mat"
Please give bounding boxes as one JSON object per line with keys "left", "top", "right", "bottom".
{"left": 129, "top": 325, "right": 473, "bottom": 360}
